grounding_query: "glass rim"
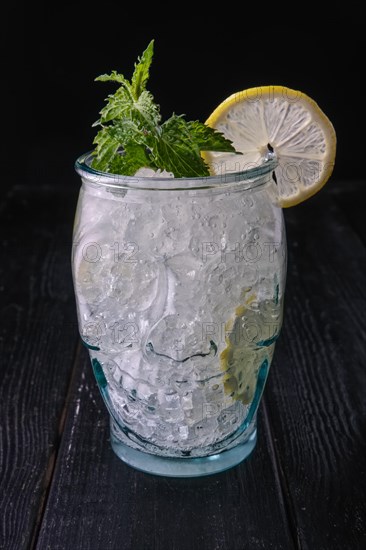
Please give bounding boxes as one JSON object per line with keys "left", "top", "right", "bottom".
{"left": 75, "top": 150, "right": 277, "bottom": 191}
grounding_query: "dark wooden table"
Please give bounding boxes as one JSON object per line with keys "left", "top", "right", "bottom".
{"left": 1, "top": 179, "right": 366, "bottom": 550}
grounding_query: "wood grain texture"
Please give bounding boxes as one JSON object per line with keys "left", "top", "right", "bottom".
{"left": 0, "top": 186, "right": 80, "bottom": 550}
{"left": 36, "top": 349, "right": 295, "bottom": 550}
{"left": 265, "top": 188, "right": 366, "bottom": 550}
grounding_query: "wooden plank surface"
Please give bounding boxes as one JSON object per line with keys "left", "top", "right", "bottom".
{"left": 35, "top": 348, "right": 295, "bottom": 550}
{"left": 265, "top": 188, "right": 366, "bottom": 550}
{"left": 0, "top": 186, "right": 80, "bottom": 550}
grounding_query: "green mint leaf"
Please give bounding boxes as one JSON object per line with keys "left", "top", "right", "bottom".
{"left": 152, "top": 115, "right": 210, "bottom": 178}
{"left": 95, "top": 71, "right": 131, "bottom": 87}
{"left": 96, "top": 87, "right": 133, "bottom": 124}
{"left": 109, "top": 143, "right": 152, "bottom": 176}
{"left": 187, "top": 121, "right": 237, "bottom": 153}
{"left": 109, "top": 118, "right": 149, "bottom": 145}
{"left": 91, "top": 127, "right": 120, "bottom": 172}
{"left": 131, "top": 40, "right": 154, "bottom": 99}
{"left": 92, "top": 119, "right": 150, "bottom": 172}
{"left": 133, "top": 90, "right": 161, "bottom": 129}
{"left": 97, "top": 88, "right": 160, "bottom": 128}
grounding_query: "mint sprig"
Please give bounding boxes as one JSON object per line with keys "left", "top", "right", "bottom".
{"left": 91, "top": 40, "right": 237, "bottom": 177}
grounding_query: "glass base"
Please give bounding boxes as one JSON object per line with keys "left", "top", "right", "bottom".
{"left": 110, "top": 423, "right": 257, "bottom": 477}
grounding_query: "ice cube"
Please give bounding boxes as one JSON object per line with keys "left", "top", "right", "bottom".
{"left": 134, "top": 167, "right": 174, "bottom": 178}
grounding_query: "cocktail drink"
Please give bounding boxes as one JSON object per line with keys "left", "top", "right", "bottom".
{"left": 73, "top": 156, "right": 284, "bottom": 476}
{"left": 72, "top": 42, "right": 336, "bottom": 476}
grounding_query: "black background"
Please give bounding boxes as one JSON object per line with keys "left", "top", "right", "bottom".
{"left": 2, "top": 7, "right": 366, "bottom": 549}
{"left": 11, "top": 4, "right": 364, "bottom": 187}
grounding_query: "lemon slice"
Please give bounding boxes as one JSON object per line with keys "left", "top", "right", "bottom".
{"left": 204, "top": 85, "right": 336, "bottom": 207}
{"left": 220, "top": 293, "right": 274, "bottom": 405}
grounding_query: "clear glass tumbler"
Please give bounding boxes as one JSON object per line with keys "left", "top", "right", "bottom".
{"left": 72, "top": 152, "right": 286, "bottom": 477}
